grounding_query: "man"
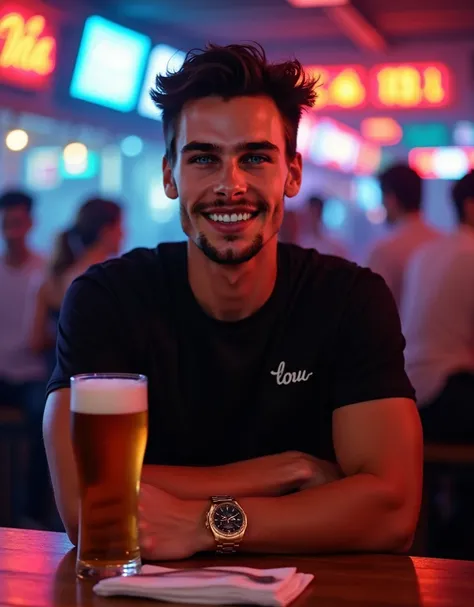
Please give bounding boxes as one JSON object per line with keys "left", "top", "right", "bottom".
{"left": 0, "top": 190, "right": 49, "bottom": 525}
{"left": 401, "top": 170, "right": 474, "bottom": 441}
{"left": 299, "top": 195, "right": 348, "bottom": 258}
{"left": 364, "top": 164, "right": 441, "bottom": 307}
{"left": 44, "top": 43, "right": 422, "bottom": 559}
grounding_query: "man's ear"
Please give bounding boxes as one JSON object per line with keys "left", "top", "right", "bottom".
{"left": 163, "top": 156, "right": 178, "bottom": 199}
{"left": 285, "top": 152, "right": 303, "bottom": 199}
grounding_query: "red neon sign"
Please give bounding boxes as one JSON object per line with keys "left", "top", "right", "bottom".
{"left": 306, "top": 62, "right": 452, "bottom": 111}
{"left": 370, "top": 62, "right": 451, "bottom": 109}
{"left": 306, "top": 64, "right": 367, "bottom": 110}
{"left": 0, "top": 4, "right": 57, "bottom": 90}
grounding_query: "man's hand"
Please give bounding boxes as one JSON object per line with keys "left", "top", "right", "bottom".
{"left": 226, "top": 451, "right": 343, "bottom": 496}
{"left": 138, "top": 484, "right": 212, "bottom": 560}
{"left": 141, "top": 451, "right": 343, "bottom": 501}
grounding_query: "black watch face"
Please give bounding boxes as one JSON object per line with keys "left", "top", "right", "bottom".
{"left": 213, "top": 503, "right": 244, "bottom": 535}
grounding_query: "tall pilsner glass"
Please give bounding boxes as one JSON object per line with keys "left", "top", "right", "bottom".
{"left": 71, "top": 373, "right": 148, "bottom": 579}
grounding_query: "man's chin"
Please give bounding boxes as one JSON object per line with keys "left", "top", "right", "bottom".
{"left": 196, "top": 234, "right": 264, "bottom": 266}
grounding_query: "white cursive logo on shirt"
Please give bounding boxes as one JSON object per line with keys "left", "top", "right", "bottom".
{"left": 270, "top": 361, "right": 313, "bottom": 385}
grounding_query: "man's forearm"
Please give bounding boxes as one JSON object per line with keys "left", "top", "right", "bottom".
{"left": 142, "top": 453, "right": 340, "bottom": 500}
{"left": 197, "top": 473, "right": 416, "bottom": 554}
{"left": 142, "top": 464, "right": 238, "bottom": 499}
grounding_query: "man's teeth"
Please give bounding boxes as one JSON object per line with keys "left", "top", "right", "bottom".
{"left": 208, "top": 213, "right": 253, "bottom": 223}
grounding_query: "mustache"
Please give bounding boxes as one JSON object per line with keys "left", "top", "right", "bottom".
{"left": 192, "top": 199, "right": 270, "bottom": 214}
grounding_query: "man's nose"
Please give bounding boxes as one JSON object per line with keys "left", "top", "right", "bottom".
{"left": 213, "top": 161, "right": 247, "bottom": 199}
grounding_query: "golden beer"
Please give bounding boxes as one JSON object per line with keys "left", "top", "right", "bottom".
{"left": 71, "top": 374, "right": 148, "bottom": 579}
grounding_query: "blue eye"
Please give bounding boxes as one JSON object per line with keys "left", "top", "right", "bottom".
{"left": 242, "top": 154, "right": 269, "bottom": 165}
{"left": 189, "top": 155, "right": 217, "bottom": 165}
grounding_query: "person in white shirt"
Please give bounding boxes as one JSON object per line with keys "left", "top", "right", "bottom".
{"left": 364, "top": 164, "right": 441, "bottom": 308}
{"left": 401, "top": 170, "right": 474, "bottom": 442}
{"left": 299, "top": 195, "right": 348, "bottom": 258}
{"left": 0, "top": 190, "right": 49, "bottom": 525}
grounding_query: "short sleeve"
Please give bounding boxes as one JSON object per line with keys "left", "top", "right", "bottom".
{"left": 46, "top": 274, "right": 131, "bottom": 397}
{"left": 331, "top": 268, "right": 415, "bottom": 409}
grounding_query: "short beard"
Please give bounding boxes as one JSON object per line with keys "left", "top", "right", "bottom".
{"left": 196, "top": 233, "right": 264, "bottom": 265}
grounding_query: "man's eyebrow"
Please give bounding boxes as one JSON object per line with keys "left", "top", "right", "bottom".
{"left": 180, "top": 140, "right": 280, "bottom": 154}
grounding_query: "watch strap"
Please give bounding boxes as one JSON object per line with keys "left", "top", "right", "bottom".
{"left": 211, "top": 495, "right": 234, "bottom": 504}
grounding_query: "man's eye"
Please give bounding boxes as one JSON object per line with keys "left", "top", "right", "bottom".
{"left": 242, "top": 154, "right": 270, "bottom": 165}
{"left": 189, "top": 155, "right": 218, "bottom": 165}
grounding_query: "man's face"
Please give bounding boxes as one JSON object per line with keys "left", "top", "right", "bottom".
{"left": 0, "top": 205, "right": 32, "bottom": 247}
{"left": 163, "top": 95, "right": 302, "bottom": 265}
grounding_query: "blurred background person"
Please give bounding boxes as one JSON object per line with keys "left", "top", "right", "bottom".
{"left": 401, "top": 170, "right": 474, "bottom": 441}
{"left": 0, "top": 190, "right": 48, "bottom": 527}
{"left": 401, "top": 170, "right": 474, "bottom": 559}
{"left": 31, "top": 197, "right": 123, "bottom": 380}
{"left": 299, "top": 195, "right": 348, "bottom": 258}
{"left": 364, "top": 164, "right": 441, "bottom": 307}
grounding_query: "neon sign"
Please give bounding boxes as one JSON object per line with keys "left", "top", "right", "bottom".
{"left": 70, "top": 16, "right": 151, "bottom": 112}
{"left": 0, "top": 4, "right": 56, "bottom": 89}
{"left": 306, "top": 65, "right": 367, "bottom": 110}
{"left": 370, "top": 63, "right": 451, "bottom": 109}
{"left": 306, "top": 62, "right": 452, "bottom": 111}
{"left": 409, "top": 147, "right": 474, "bottom": 180}
{"left": 306, "top": 117, "right": 381, "bottom": 175}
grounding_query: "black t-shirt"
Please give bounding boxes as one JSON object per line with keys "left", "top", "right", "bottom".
{"left": 48, "top": 242, "right": 414, "bottom": 466}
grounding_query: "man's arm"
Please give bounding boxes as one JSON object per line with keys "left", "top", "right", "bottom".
{"left": 44, "top": 388, "right": 339, "bottom": 545}
{"left": 236, "top": 397, "right": 422, "bottom": 553}
{"left": 138, "top": 396, "right": 422, "bottom": 559}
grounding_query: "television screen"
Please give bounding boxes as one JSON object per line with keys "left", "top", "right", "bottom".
{"left": 70, "top": 16, "right": 151, "bottom": 112}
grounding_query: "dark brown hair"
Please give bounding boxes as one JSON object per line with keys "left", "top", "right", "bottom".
{"left": 50, "top": 197, "right": 121, "bottom": 277}
{"left": 150, "top": 43, "right": 318, "bottom": 165}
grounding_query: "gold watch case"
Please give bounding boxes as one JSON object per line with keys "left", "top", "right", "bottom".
{"left": 206, "top": 499, "right": 248, "bottom": 542}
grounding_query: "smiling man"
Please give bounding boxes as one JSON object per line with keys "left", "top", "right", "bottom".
{"left": 44, "top": 44, "right": 422, "bottom": 559}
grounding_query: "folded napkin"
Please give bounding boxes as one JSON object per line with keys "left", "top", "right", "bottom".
{"left": 93, "top": 564, "right": 314, "bottom": 606}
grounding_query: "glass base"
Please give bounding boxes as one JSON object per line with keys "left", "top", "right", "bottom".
{"left": 76, "top": 555, "right": 141, "bottom": 580}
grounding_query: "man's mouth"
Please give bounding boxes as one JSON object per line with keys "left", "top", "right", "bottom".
{"left": 203, "top": 211, "right": 259, "bottom": 224}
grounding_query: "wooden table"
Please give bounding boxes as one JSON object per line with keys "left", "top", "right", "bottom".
{"left": 1, "top": 528, "right": 474, "bottom": 606}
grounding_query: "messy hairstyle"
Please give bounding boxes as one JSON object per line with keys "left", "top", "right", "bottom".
{"left": 150, "top": 43, "right": 318, "bottom": 165}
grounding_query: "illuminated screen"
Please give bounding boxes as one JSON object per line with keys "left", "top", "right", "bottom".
{"left": 70, "top": 16, "right": 151, "bottom": 112}
{"left": 138, "top": 44, "right": 185, "bottom": 120}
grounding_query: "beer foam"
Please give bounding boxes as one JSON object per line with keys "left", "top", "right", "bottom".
{"left": 71, "top": 378, "right": 147, "bottom": 414}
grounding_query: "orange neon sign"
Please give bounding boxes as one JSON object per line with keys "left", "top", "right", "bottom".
{"left": 0, "top": 4, "right": 57, "bottom": 90}
{"left": 307, "top": 64, "right": 367, "bottom": 110}
{"left": 306, "top": 62, "right": 452, "bottom": 111}
{"left": 370, "top": 62, "right": 451, "bottom": 109}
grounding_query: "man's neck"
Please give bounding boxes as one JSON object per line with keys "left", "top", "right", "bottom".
{"left": 187, "top": 238, "right": 278, "bottom": 322}
{"left": 4, "top": 244, "right": 32, "bottom": 269}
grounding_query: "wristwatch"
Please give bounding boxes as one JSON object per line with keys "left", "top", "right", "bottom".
{"left": 206, "top": 495, "right": 248, "bottom": 554}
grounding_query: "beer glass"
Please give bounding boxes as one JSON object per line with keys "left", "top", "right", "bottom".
{"left": 71, "top": 373, "right": 148, "bottom": 579}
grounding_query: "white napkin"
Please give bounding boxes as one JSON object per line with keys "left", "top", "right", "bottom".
{"left": 93, "top": 564, "right": 314, "bottom": 606}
